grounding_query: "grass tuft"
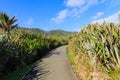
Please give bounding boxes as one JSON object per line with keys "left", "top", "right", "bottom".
{"left": 68, "top": 53, "right": 75, "bottom": 64}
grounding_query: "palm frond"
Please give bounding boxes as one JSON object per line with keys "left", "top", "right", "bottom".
{"left": 3, "top": 13, "right": 9, "bottom": 23}
{"left": 0, "top": 12, "right": 18, "bottom": 32}
{"left": 9, "top": 16, "right": 17, "bottom": 25}
{"left": 11, "top": 24, "right": 18, "bottom": 30}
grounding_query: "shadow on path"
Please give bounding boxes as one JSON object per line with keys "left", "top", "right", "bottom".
{"left": 23, "top": 61, "right": 51, "bottom": 80}
{"left": 22, "top": 46, "right": 77, "bottom": 80}
{"left": 22, "top": 47, "right": 62, "bottom": 80}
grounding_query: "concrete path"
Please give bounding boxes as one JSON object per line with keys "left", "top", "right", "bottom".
{"left": 23, "top": 46, "right": 77, "bottom": 80}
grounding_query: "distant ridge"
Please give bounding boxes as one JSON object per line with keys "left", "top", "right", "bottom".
{"left": 14, "top": 27, "right": 76, "bottom": 36}
{"left": 47, "top": 30, "right": 76, "bottom": 36}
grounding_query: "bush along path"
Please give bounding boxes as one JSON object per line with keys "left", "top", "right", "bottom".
{"left": 0, "top": 12, "right": 71, "bottom": 79}
{"left": 68, "top": 23, "right": 120, "bottom": 80}
{"left": 22, "top": 46, "right": 78, "bottom": 80}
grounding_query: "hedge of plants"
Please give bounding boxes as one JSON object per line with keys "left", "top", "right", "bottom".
{"left": 68, "top": 23, "right": 120, "bottom": 79}
{"left": 0, "top": 12, "right": 69, "bottom": 78}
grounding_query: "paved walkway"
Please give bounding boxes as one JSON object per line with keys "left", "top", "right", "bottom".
{"left": 23, "top": 46, "right": 77, "bottom": 80}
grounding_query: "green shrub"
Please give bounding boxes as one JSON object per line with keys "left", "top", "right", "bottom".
{"left": 68, "top": 23, "right": 120, "bottom": 79}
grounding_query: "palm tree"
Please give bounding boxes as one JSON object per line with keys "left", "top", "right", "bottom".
{"left": 0, "top": 12, "right": 18, "bottom": 33}
{"left": 0, "top": 12, "right": 18, "bottom": 40}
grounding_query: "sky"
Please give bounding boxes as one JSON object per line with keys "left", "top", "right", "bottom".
{"left": 0, "top": 0, "right": 120, "bottom": 31}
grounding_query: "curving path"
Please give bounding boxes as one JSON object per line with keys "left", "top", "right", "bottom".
{"left": 23, "top": 46, "right": 78, "bottom": 80}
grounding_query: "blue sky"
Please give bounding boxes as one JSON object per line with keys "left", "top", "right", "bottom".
{"left": 0, "top": 0, "right": 120, "bottom": 31}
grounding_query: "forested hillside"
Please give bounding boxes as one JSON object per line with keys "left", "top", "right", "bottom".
{"left": 48, "top": 30, "right": 76, "bottom": 36}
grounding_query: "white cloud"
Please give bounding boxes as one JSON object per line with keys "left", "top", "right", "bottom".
{"left": 66, "top": 0, "right": 86, "bottom": 7}
{"left": 64, "top": 0, "right": 99, "bottom": 16}
{"left": 51, "top": 0, "right": 106, "bottom": 23}
{"left": 25, "top": 18, "right": 34, "bottom": 26}
{"left": 76, "top": 0, "right": 98, "bottom": 15}
{"left": 51, "top": 9, "right": 69, "bottom": 23}
{"left": 93, "top": 12, "right": 104, "bottom": 19}
{"left": 92, "top": 11, "right": 120, "bottom": 24}
{"left": 67, "top": 0, "right": 105, "bottom": 16}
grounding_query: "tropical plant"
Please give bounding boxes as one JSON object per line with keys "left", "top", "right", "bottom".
{"left": 68, "top": 23, "right": 120, "bottom": 79}
{"left": 0, "top": 12, "right": 18, "bottom": 33}
{"left": 0, "top": 12, "right": 18, "bottom": 41}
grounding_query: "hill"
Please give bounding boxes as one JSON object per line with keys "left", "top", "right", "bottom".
{"left": 16, "top": 27, "right": 45, "bottom": 34}
{"left": 14, "top": 27, "right": 76, "bottom": 37}
{"left": 47, "top": 30, "right": 76, "bottom": 36}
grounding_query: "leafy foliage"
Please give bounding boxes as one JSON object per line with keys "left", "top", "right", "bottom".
{"left": 0, "top": 12, "right": 73, "bottom": 78}
{"left": 68, "top": 23, "right": 120, "bottom": 79}
{"left": 0, "top": 12, "right": 18, "bottom": 33}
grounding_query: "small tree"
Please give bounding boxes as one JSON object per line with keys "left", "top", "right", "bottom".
{"left": 0, "top": 12, "right": 18, "bottom": 40}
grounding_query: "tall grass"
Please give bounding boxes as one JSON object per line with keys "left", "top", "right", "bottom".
{"left": 68, "top": 23, "right": 120, "bottom": 79}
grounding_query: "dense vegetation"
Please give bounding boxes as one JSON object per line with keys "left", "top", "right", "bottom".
{"left": 0, "top": 12, "right": 73, "bottom": 78}
{"left": 68, "top": 23, "right": 120, "bottom": 79}
{"left": 48, "top": 30, "right": 75, "bottom": 36}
